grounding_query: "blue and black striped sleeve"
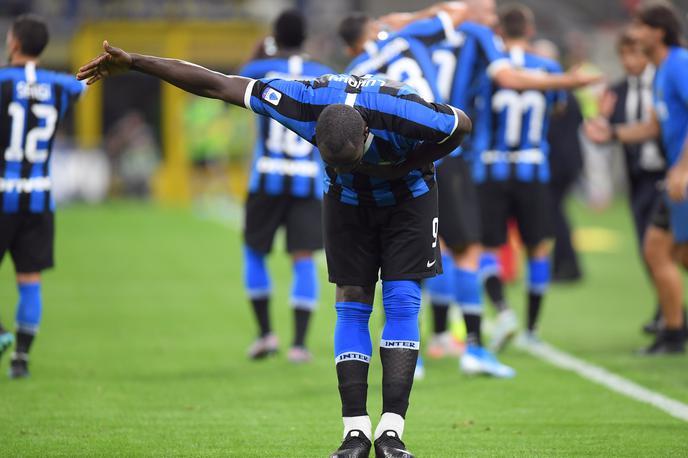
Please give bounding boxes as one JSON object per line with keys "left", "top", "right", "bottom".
{"left": 396, "top": 12, "right": 458, "bottom": 47}
{"left": 243, "top": 77, "right": 319, "bottom": 144}
{"left": 392, "top": 94, "right": 461, "bottom": 144}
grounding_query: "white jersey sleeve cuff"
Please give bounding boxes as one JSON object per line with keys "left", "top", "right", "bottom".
{"left": 243, "top": 79, "right": 257, "bottom": 110}
{"left": 487, "top": 59, "right": 512, "bottom": 79}
{"left": 438, "top": 106, "right": 461, "bottom": 144}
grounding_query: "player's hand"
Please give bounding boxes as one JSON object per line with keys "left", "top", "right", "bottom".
{"left": 76, "top": 41, "right": 133, "bottom": 85}
{"left": 666, "top": 165, "right": 688, "bottom": 202}
{"left": 566, "top": 65, "right": 603, "bottom": 88}
{"left": 584, "top": 117, "right": 613, "bottom": 144}
{"left": 597, "top": 89, "right": 617, "bottom": 119}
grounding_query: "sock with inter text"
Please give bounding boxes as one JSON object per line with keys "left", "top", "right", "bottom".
{"left": 335, "top": 301, "right": 373, "bottom": 441}
{"left": 480, "top": 252, "right": 508, "bottom": 312}
{"left": 454, "top": 266, "right": 483, "bottom": 347}
{"left": 14, "top": 282, "right": 42, "bottom": 360}
{"left": 527, "top": 256, "right": 550, "bottom": 332}
{"left": 244, "top": 245, "right": 272, "bottom": 337}
{"left": 291, "top": 257, "right": 318, "bottom": 348}
{"left": 376, "top": 280, "right": 421, "bottom": 440}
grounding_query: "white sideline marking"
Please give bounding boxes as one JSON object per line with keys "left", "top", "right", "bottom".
{"left": 518, "top": 341, "right": 688, "bottom": 422}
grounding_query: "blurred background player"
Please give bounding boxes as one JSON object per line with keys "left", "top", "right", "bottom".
{"left": 239, "top": 10, "right": 333, "bottom": 363}
{"left": 533, "top": 39, "right": 585, "bottom": 285}
{"left": 471, "top": 4, "right": 564, "bottom": 347}
{"left": 343, "top": 0, "right": 597, "bottom": 378}
{"left": 585, "top": 2, "right": 688, "bottom": 354}
{"left": 593, "top": 29, "right": 670, "bottom": 335}
{"left": 0, "top": 14, "right": 85, "bottom": 378}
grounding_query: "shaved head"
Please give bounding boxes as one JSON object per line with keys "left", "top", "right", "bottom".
{"left": 316, "top": 104, "right": 367, "bottom": 172}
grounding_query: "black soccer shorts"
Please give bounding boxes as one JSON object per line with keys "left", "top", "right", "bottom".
{"left": 478, "top": 179, "right": 554, "bottom": 248}
{"left": 243, "top": 192, "right": 323, "bottom": 254}
{"left": 436, "top": 155, "right": 482, "bottom": 248}
{"left": 0, "top": 212, "right": 55, "bottom": 273}
{"left": 323, "top": 185, "right": 442, "bottom": 286}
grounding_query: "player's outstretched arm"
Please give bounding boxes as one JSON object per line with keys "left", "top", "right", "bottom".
{"left": 76, "top": 41, "right": 252, "bottom": 108}
{"left": 379, "top": 1, "right": 466, "bottom": 30}
{"left": 494, "top": 65, "right": 601, "bottom": 91}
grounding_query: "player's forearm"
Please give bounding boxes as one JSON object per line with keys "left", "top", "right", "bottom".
{"left": 496, "top": 67, "right": 581, "bottom": 91}
{"left": 614, "top": 120, "right": 660, "bottom": 144}
{"left": 130, "top": 53, "right": 251, "bottom": 107}
{"left": 382, "top": 2, "right": 465, "bottom": 30}
{"left": 403, "top": 109, "right": 472, "bottom": 169}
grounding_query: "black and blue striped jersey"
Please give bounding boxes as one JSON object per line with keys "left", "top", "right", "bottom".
{"left": 430, "top": 21, "right": 511, "bottom": 159}
{"left": 240, "top": 55, "right": 334, "bottom": 199}
{"left": 243, "top": 73, "right": 460, "bottom": 207}
{"left": 471, "top": 48, "right": 565, "bottom": 183}
{"left": 0, "top": 63, "right": 85, "bottom": 213}
{"left": 345, "top": 13, "right": 459, "bottom": 103}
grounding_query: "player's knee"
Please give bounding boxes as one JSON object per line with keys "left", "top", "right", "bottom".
{"left": 336, "top": 284, "right": 375, "bottom": 304}
{"left": 16, "top": 272, "right": 41, "bottom": 284}
{"left": 527, "top": 240, "right": 552, "bottom": 259}
{"left": 450, "top": 243, "right": 481, "bottom": 269}
{"left": 382, "top": 281, "right": 421, "bottom": 319}
{"left": 381, "top": 281, "right": 421, "bottom": 343}
{"left": 643, "top": 228, "right": 670, "bottom": 269}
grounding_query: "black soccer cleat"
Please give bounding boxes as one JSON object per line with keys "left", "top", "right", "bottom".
{"left": 638, "top": 332, "right": 686, "bottom": 355}
{"left": 374, "top": 430, "right": 414, "bottom": 458}
{"left": 330, "top": 429, "right": 372, "bottom": 458}
{"left": 9, "top": 354, "right": 30, "bottom": 379}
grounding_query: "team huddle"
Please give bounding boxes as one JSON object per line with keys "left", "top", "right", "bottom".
{"left": 0, "top": 1, "right": 686, "bottom": 457}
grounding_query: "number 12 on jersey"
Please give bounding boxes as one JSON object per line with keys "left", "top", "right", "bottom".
{"left": 4, "top": 101, "right": 58, "bottom": 163}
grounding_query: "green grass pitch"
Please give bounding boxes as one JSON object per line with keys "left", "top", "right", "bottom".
{"left": 1, "top": 201, "right": 687, "bottom": 457}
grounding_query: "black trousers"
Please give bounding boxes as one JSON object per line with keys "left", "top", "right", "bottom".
{"left": 550, "top": 175, "right": 581, "bottom": 280}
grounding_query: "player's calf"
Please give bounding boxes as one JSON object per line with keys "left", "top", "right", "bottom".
{"left": 9, "top": 279, "right": 42, "bottom": 379}
{"left": 332, "top": 289, "right": 374, "bottom": 455}
{"left": 373, "top": 280, "right": 420, "bottom": 456}
{"left": 289, "top": 255, "right": 318, "bottom": 362}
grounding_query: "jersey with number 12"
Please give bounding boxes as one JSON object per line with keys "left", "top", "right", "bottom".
{"left": 0, "top": 63, "right": 85, "bottom": 213}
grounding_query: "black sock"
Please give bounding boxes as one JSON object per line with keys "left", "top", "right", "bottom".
{"left": 251, "top": 297, "right": 271, "bottom": 337}
{"left": 463, "top": 313, "right": 482, "bottom": 346}
{"left": 485, "top": 274, "right": 507, "bottom": 312}
{"left": 15, "top": 329, "right": 35, "bottom": 356}
{"left": 380, "top": 347, "right": 418, "bottom": 417}
{"left": 431, "top": 303, "right": 449, "bottom": 334}
{"left": 527, "top": 292, "right": 543, "bottom": 332}
{"left": 337, "top": 361, "right": 370, "bottom": 417}
{"left": 293, "top": 308, "right": 311, "bottom": 348}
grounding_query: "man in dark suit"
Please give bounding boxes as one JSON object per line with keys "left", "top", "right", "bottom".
{"left": 598, "top": 30, "right": 667, "bottom": 333}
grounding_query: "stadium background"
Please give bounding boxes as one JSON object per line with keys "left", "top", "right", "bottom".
{"left": 1, "top": 1, "right": 687, "bottom": 456}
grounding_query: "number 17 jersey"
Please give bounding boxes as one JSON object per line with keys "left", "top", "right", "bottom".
{"left": 0, "top": 63, "right": 85, "bottom": 213}
{"left": 240, "top": 55, "right": 334, "bottom": 199}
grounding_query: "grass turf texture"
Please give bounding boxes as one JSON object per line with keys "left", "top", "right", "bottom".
{"left": 1, "top": 201, "right": 687, "bottom": 457}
